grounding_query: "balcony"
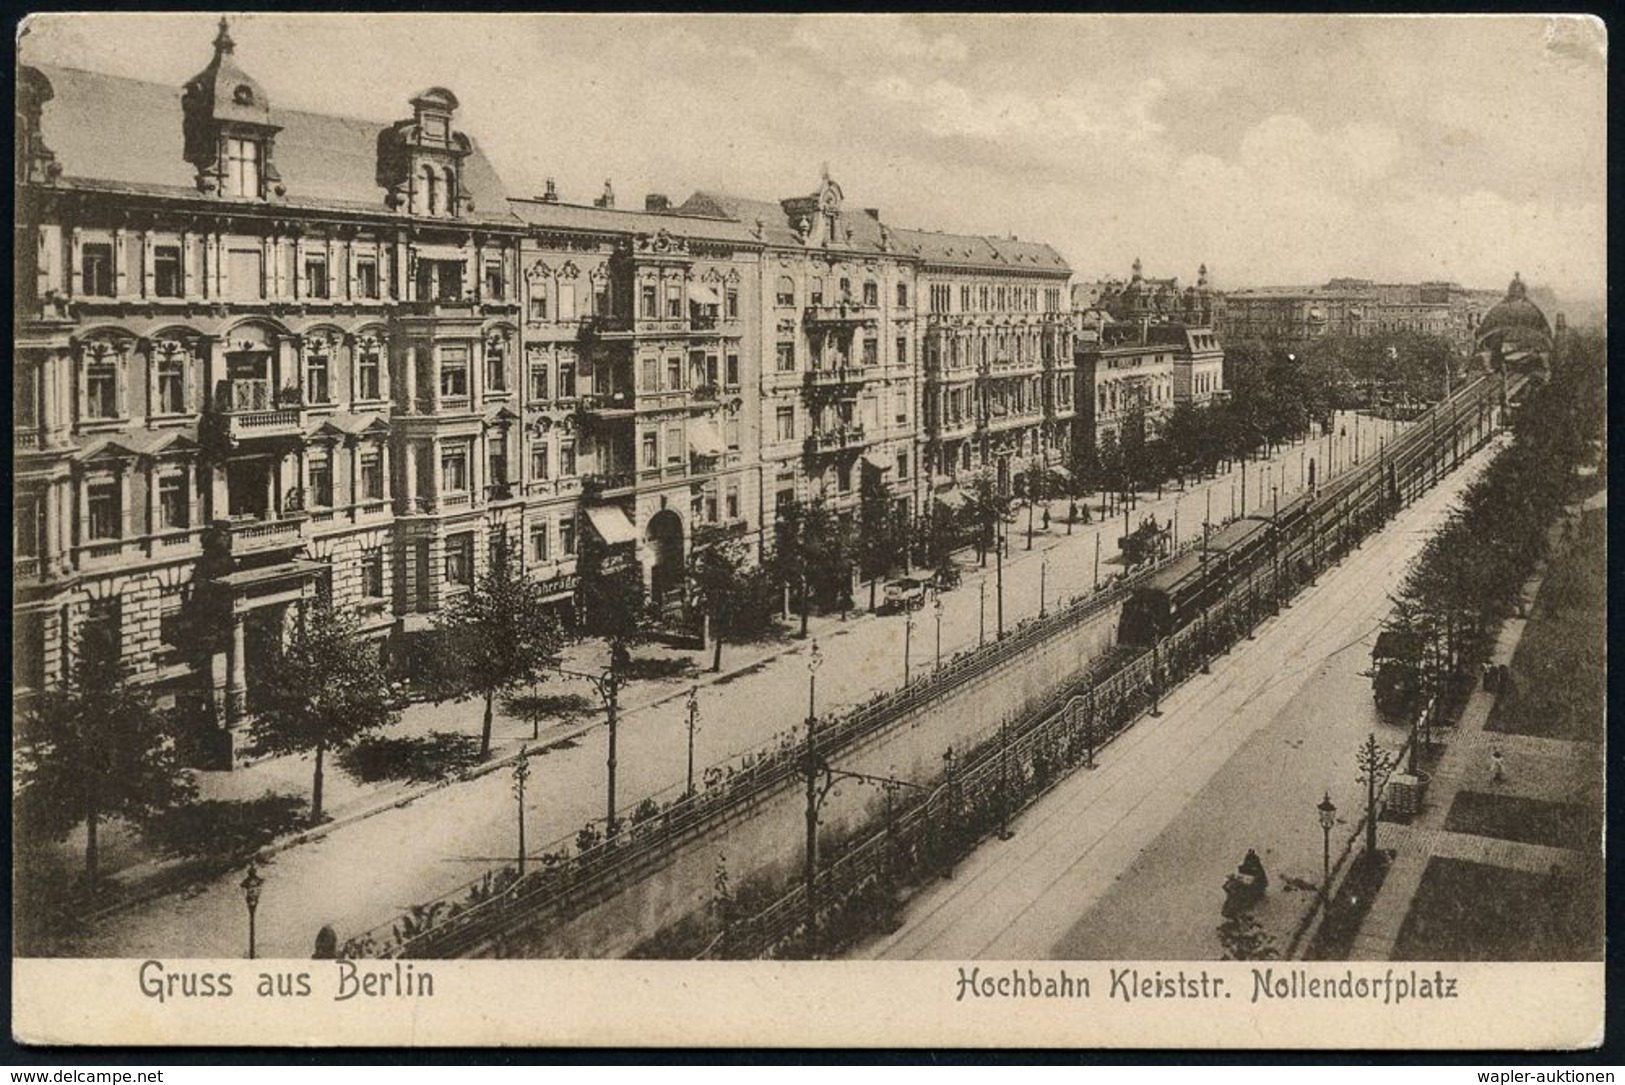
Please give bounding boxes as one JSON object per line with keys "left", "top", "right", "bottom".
{"left": 803, "top": 300, "right": 878, "bottom": 325}
{"left": 582, "top": 471, "right": 637, "bottom": 500}
{"left": 804, "top": 365, "right": 869, "bottom": 389}
{"left": 216, "top": 380, "right": 302, "bottom": 440}
{"left": 936, "top": 415, "right": 977, "bottom": 440}
{"left": 578, "top": 391, "right": 636, "bottom": 418}
{"left": 214, "top": 515, "right": 308, "bottom": 556}
{"left": 803, "top": 424, "right": 868, "bottom": 455}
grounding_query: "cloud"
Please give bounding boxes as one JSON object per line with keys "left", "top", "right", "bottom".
{"left": 791, "top": 17, "right": 968, "bottom": 63}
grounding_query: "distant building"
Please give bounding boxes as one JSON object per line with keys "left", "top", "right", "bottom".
{"left": 1225, "top": 277, "right": 1510, "bottom": 354}
{"left": 1075, "top": 258, "right": 1222, "bottom": 330}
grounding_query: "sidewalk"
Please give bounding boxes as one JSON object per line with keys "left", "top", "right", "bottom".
{"left": 1339, "top": 506, "right": 1600, "bottom": 961}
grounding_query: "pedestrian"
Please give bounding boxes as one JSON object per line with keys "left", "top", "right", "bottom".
{"left": 1482, "top": 662, "right": 1494, "bottom": 692}
{"left": 1490, "top": 746, "right": 1506, "bottom": 784}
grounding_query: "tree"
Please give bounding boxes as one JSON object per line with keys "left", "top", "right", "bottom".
{"left": 248, "top": 600, "right": 401, "bottom": 823}
{"left": 436, "top": 550, "right": 566, "bottom": 760}
{"left": 771, "top": 496, "right": 844, "bottom": 636}
{"left": 688, "top": 536, "right": 779, "bottom": 671}
{"left": 1354, "top": 733, "right": 1390, "bottom": 857}
{"left": 577, "top": 534, "right": 648, "bottom": 666}
{"left": 16, "top": 630, "right": 196, "bottom": 883}
{"left": 855, "top": 469, "right": 902, "bottom": 609}
{"left": 963, "top": 470, "right": 1010, "bottom": 565}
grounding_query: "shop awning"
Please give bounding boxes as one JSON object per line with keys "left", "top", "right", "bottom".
{"left": 860, "top": 451, "right": 893, "bottom": 472}
{"left": 689, "top": 422, "right": 725, "bottom": 458}
{"left": 935, "top": 488, "right": 968, "bottom": 510}
{"left": 584, "top": 505, "right": 639, "bottom": 546}
{"left": 687, "top": 283, "right": 722, "bottom": 306}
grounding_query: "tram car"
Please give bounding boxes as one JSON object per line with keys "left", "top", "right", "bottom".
{"left": 1116, "top": 516, "right": 1271, "bottom": 646}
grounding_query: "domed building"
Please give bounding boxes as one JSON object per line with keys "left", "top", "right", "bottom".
{"left": 1476, "top": 273, "right": 1552, "bottom": 378}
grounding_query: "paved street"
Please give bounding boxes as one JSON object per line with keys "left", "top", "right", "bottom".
{"left": 52, "top": 417, "right": 1390, "bottom": 958}
{"left": 856, "top": 433, "right": 1497, "bottom": 961}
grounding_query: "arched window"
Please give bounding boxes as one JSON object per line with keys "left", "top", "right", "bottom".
{"left": 775, "top": 276, "right": 795, "bottom": 307}
{"left": 423, "top": 166, "right": 438, "bottom": 216}
{"left": 443, "top": 167, "right": 458, "bottom": 216}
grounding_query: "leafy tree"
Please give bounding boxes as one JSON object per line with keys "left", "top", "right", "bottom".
{"left": 963, "top": 470, "right": 1010, "bottom": 565}
{"left": 248, "top": 600, "right": 402, "bottom": 822}
{"left": 436, "top": 550, "right": 565, "bottom": 760}
{"left": 577, "top": 533, "right": 648, "bottom": 669}
{"left": 855, "top": 469, "right": 902, "bottom": 609}
{"left": 689, "top": 536, "right": 779, "bottom": 671}
{"left": 16, "top": 630, "right": 197, "bottom": 882}
{"left": 771, "top": 496, "right": 845, "bottom": 635}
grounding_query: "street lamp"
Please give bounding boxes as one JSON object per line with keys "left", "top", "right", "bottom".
{"left": 802, "top": 639, "right": 823, "bottom": 954}
{"left": 1317, "top": 793, "right": 1337, "bottom": 897}
{"left": 1039, "top": 552, "right": 1048, "bottom": 618}
{"left": 903, "top": 609, "right": 915, "bottom": 687}
{"left": 932, "top": 594, "right": 944, "bottom": 672}
{"left": 512, "top": 749, "right": 531, "bottom": 875}
{"left": 684, "top": 685, "right": 700, "bottom": 798}
{"left": 239, "top": 862, "right": 263, "bottom": 960}
{"left": 976, "top": 575, "right": 987, "bottom": 647}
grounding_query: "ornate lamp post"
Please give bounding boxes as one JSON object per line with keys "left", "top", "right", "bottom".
{"left": 976, "top": 574, "right": 987, "bottom": 647}
{"left": 1317, "top": 792, "right": 1337, "bottom": 897}
{"left": 239, "top": 862, "right": 264, "bottom": 960}
{"left": 932, "top": 594, "right": 944, "bottom": 672}
{"left": 684, "top": 685, "right": 701, "bottom": 798}
{"left": 512, "top": 750, "right": 531, "bottom": 875}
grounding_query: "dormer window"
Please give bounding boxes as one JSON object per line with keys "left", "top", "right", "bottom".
{"left": 233, "top": 84, "right": 255, "bottom": 106}
{"left": 225, "top": 136, "right": 260, "bottom": 198}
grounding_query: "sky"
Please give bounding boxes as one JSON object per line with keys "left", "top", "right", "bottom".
{"left": 18, "top": 13, "right": 1608, "bottom": 299}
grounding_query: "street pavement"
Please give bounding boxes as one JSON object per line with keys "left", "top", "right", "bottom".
{"left": 856, "top": 432, "right": 1498, "bottom": 961}
{"left": 47, "top": 415, "right": 1392, "bottom": 958}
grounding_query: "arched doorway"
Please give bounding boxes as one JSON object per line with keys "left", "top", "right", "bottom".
{"left": 647, "top": 509, "right": 685, "bottom": 605}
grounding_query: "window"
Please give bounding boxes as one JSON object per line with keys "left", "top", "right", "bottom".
{"left": 81, "top": 243, "right": 114, "bottom": 297}
{"left": 896, "top": 336, "right": 908, "bottom": 369}
{"left": 486, "top": 339, "right": 506, "bottom": 392}
{"left": 863, "top": 280, "right": 879, "bottom": 306}
{"left": 725, "top": 353, "right": 740, "bottom": 388}
{"left": 895, "top": 387, "right": 909, "bottom": 424}
{"left": 810, "top": 278, "right": 824, "bottom": 306}
{"left": 444, "top": 532, "right": 474, "bottom": 587}
{"left": 304, "top": 254, "right": 329, "bottom": 299}
{"left": 529, "top": 286, "right": 549, "bottom": 321}
{"left": 306, "top": 350, "right": 330, "bottom": 404}
{"left": 704, "top": 494, "right": 718, "bottom": 523}
{"left": 593, "top": 280, "right": 611, "bottom": 317}
{"left": 159, "top": 474, "right": 188, "bottom": 529}
{"left": 483, "top": 260, "right": 506, "bottom": 301}
{"left": 82, "top": 597, "right": 121, "bottom": 663}
{"left": 357, "top": 345, "right": 382, "bottom": 400}
{"left": 362, "top": 547, "right": 386, "bottom": 598}
{"left": 351, "top": 452, "right": 380, "bottom": 502}
{"left": 560, "top": 518, "right": 576, "bottom": 557}
{"left": 642, "top": 432, "right": 658, "bottom": 469}
{"left": 665, "top": 281, "right": 683, "bottom": 319}
{"left": 725, "top": 287, "right": 739, "bottom": 320}
{"left": 15, "top": 493, "right": 42, "bottom": 556}
{"left": 356, "top": 256, "right": 379, "bottom": 299}
{"left": 225, "top": 137, "right": 261, "bottom": 198}
{"left": 558, "top": 282, "right": 576, "bottom": 320}
{"left": 559, "top": 440, "right": 576, "bottom": 476}
{"left": 725, "top": 482, "right": 740, "bottom": 521}
{"left": 666, "top": 357, "right": 682, "bottom": 391}
{"left": 154, "top": 245, "right": 183, "bottom": 298}
{"left": 87, "top": 479, "right": 120, "bottom": 539}
{"left": 639, "top": 357, "right": 658, "bottom": 392}
{"left": 862, "top": 338, "right": 878, "bottom": 367}
{"left": 531, "top": 444, "right": 550, "bottom": 481}
{"left": 440, "top": 347, "right": 469, "bottom": 401}
{"left": 530, "top": 522, "right": 550, "bottom": 563}
{"left": 665, "top": 426, "right": 683, "bottom": 464}
{"left": 308, "top": 453, "right": 333, "bottom": 507}
{"left": 897, "top": 452, "right": 909, "bottom": 480}
{"left": 897, "top": 282, "right": 908, "bottom": 308}
{"left": 529, "top": 357, "right": 550, "bottom": 401}
{"left": 705, "top": 353, "right": 720, "bottom": 387}
{"left": 488, "top": 441, "right": 509, "bottom": 490}
{"left": 156, "top": 353, "right": 186, "bottom": 414}
{"left": 776, "top": 341, "right": 795, "bottom": 373}
{"left": 640, "top": 283, "right": 657, "bottom": 318}
{"left": 776, "top": 405, "right": 795, "bottom": 441}
{"left": 228, "top": 248, "right": 264, "bottom": 301}
{"left": 838, "top": 277, "right": 852, "bottom": 302}
{"left": 441, "top": 444, "right": 469, "bottom": 493}
{"left": 85, "top": 355, "right": 118, "bottom": 418}
{"left": 837, "top": 462, "right": 852, "bottom": 493}
{"left": 776, "top": 276, "right": 795, "bottom": 307}
{"left": 725, "top": 417, "right": 740, "bottom": 450}
{"left": 557, "top": 360, "right": 576, "bottom": 399}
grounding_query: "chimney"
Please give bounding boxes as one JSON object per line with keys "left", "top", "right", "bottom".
{"left": 645, "top": 193, "right": 670, "bottom": 212}
{"left": 541, "top": 178, "right": 559, "bottom": 204}
{"left": 593, "top": 180, "right": 615, "bottom": 209}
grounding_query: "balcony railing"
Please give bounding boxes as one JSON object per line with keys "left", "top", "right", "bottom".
{"left": 578, "top": 391, "right": 636, "bottom": 416}
{"left": 216, "top": 380, "right": 303, "bottom": 439}
{"left": 804, "top": 365, "right": 869, "bottom": 388}
{"left": 803, "top": 300, "right": 878, "bottom": 324}
{"left": 803, "top": 424, "right": 868, "bottom": 454}
{"left": 582, "top": 472, "right": 637, "bottom": 499}
{"left": 215, "top": 515, "right": 307, "bottom": 554}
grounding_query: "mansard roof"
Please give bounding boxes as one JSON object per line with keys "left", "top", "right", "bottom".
{"left": 889, "top": 227, "right": 1070, "bottom": 275}
{"left": 508, "top": 197, "right": 758, "bottom": 246}
{"left": 25, "top": 62, "right": 517, "bottom": 224}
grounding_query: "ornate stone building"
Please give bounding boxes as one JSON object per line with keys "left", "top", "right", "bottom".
{"left": 14, "top": 23, "right": 523, "bottom": 761}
